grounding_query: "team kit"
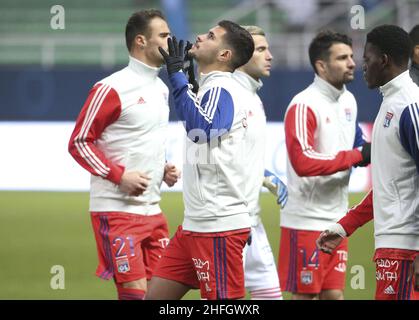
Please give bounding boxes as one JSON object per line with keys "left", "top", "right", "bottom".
{"left": 68, "top": 9, "right": 419, "bottom": 300}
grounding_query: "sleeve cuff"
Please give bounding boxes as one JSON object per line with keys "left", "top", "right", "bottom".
{"left": 107, "top": 164, "right": 125, "bottom": 185}
{"left": 338, "top": 217, "right": 356, "bottom": 237}
{"left": 327, "top": 223, "right": 347, "bottom": 237}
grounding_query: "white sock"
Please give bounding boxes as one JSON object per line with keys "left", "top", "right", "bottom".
{"left": 250, "top": 287, "right": 283, "bottom": 300}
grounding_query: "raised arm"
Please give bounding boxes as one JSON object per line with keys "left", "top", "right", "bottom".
{"left": 159, "top": 37, "right": 234, "bottom": 142}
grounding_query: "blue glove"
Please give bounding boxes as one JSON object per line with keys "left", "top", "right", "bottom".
{"left": 263, "top": 170, "right": 288, "bottom": 209}
{"left": 273, "top": 176, "right": 288, "bottom": 208}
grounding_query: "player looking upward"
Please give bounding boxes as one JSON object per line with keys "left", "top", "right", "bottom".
{"left": 146, "top": 20, "right": 255, "bottom": 300}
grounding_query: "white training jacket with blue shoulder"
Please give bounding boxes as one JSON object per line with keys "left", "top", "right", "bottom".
{"left": 338, "top": 70, "right": 419, "bottom": 251}
{"left": 168, "top": 70, "right": 252, "bottom": 233}
{"left": 372, "top": 71, "right": 419, "bottom": 249}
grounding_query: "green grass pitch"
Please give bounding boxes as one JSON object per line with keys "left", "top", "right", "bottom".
{"left": 0, "top": 191, "right": 375, "bottom": 300}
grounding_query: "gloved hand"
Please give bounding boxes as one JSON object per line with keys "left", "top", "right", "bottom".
{"left": 263, "top": 173, "right": 288, "bottom": 209}
{"left": 158, "top": 36, "right": 184, "bottom": 75}
{"left": 183, "top": 41, "right": 199, "bottom": 93}
{"left": 355, "top": 142, "right": 371, "bottom": 167}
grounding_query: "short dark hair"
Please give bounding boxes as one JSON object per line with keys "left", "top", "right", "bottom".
{"left": 309, "top": 30, "right": 352, "bottom": 74}
{"left": 367, "top": 25, "right": 411, "bottom": 67}
{"left": 409, "top": 25, "right": 419, "bottom": 57}
{"left": 125, "top": 9, "right": 166, "bottom": 52}
{"left": 218, "top": 20, "right": 255, "bottom": 70}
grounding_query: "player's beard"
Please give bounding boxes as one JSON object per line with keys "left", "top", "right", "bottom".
{"left": 155, "top": 50, "right": 167, "bottom": 67}
{"left": 188, "top": 44, "right": 198, "bottom": 57}
{"left": 343, "top": 71, "right": 355, "bottom": 84}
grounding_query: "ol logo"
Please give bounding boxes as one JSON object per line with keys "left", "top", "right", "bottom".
{"left": 345, "top": 108, "right": 352, "bottom": 121}
{"left": 301, "top": 270, "right": 313, "bottom": 285}
{"left": 384, "top": 112, "right": 394, "bottom": 128}
{"left": 117, "top": 258, "right": 130, "bottom": 273}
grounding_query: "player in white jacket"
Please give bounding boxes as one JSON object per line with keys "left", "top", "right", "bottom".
{"left": 317, "top": 25, "right": 419, "bottom": 300}
{"left": 147, "top": 21, "right": 256, "bottom": 300}
{"left": 280, "top": 31, "right": 371, "bottom": 300}
{"left": 68, "top": 10, "right": 180, "bottom": 300}
{"left": 233, "top": 25, "right": 287, "bottom": 300}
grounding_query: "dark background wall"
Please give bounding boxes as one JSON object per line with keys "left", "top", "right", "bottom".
{"left": 0, "top": 66, "right": 382, "bottom": 122}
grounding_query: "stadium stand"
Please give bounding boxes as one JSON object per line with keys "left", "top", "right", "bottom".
{"left": 1, "top": 0, "right": 418, "bottom": 67}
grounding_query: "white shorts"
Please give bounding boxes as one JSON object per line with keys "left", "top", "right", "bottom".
{"left": 243, "top": 222, "right": 281, "bottom": 293}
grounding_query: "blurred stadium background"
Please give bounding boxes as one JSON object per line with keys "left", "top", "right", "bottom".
{"left": 0, "top": 0, "right": 418, "bottom": 299}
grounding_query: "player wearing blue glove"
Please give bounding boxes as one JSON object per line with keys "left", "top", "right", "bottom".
{"left": 263, "top": 169, "right": 288, "bottom": 208}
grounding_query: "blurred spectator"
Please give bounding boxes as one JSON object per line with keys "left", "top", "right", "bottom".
{"left": 161, "top": 0, "right": 190, "bottom": 40}
{"left": 274, "top": 0, "right": 319, "bottom": 31}
{"left": 360, "top": 0, "right": 380, "bottom": 11}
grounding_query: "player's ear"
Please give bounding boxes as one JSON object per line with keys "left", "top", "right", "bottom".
{"left": 218, "top": 49, "right": 232, "bottom": 64}
{"left": 315, "top": 60, "right": 326, "bottom": 75}
{"left": 414, "top": 45, "right": 419, "bottom": 59}
{"left": 381, "top": 53, "right": 390, "bottom": 69}
{"left": 135, "top": 34, "right": 147, "bottom": 50}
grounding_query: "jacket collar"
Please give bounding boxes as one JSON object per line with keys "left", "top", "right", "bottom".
{"left": 379, "top": 70, "right": 411, "bottom": 98}
{"left": 233, "top": 70, "right": 263, "bottom": 93}
{"left": 313, "top": 74, "right": 346, "bottom": 101}
{"left": 128, "top": 55, "right": 161, "bottom": 79}
{"left": 199, "top": 70, "right": 232, "bottom": 87}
